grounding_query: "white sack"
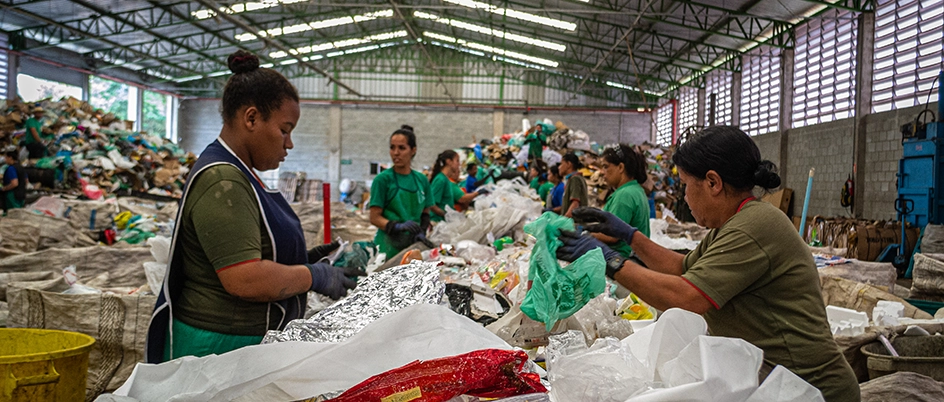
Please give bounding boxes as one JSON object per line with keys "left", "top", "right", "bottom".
{"left": 744, "top": 365, "right": 825, "bottom": 402}
{"left": 105, "top": 304, "right": 511, "bottom": 402}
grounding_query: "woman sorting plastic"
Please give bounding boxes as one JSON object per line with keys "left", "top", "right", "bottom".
{"left": 558, "top": 152, "right": 588, "bottom": 218}
{"left": 556, "top": 126, "right": 859, "bottom": 402}
{"left": 429, "top": 150, "right": 484, "bottom": 222}
{"left": 369, "top": 125, "right": 435, "bottom": 257}
{"left": 545, "top": 164, "right": 565, "bottom": 213}
{"left": 592, "top": 144, "right": 650, "bottom": 258}
{"left": 146, "top": 51, "right": 365, "bottom": 363}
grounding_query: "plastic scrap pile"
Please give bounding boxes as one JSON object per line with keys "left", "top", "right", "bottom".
{"left": 429, "top": 178, "right": 543, "bottom": 245}
{"left": 1, "top": 97, "right": 196, "bottom": 198}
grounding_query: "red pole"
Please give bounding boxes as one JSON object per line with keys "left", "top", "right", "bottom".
{"left": 323, "top": 182, "right": 331, "bottom": 244}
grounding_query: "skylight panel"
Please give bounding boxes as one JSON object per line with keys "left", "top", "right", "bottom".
{"left": 442, "top": 0, "right": 576, "bottom": 31}
{"left": 235, "top": 10, "right": 394, "bottom": 42}
{"left": 268, "top": 31, "right": 408, "bottom": 59}
{"left": 414, "top": 11, "right": 566, "bottom": 52}
{"left": 422, "top": 32, "right": 558, "bottom": 67}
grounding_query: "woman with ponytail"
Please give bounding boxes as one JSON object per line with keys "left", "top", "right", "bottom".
{"left": 428, "top": 150, "right": 484, "bottom": 222}
{"left": 369, "top": 125, "right": 435, "bottom": 256}
{"left": 553, "top": 126, "right": 858, "bottom": 402}
{"left": 590, "top": 143, "right": 650, "bottom": 258}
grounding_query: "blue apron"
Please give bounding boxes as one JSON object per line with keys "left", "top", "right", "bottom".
{"left": 145, "top": 138, "right": 307, "bottom": 363}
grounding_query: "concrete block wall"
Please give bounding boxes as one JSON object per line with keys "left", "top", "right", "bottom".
{"left": 178, "top": 100, "right": 654, "bottom": 192}
{"left": 337, "top": 105, "right": 495, "bottom": 183}
{"left": 784, "top": 118, "right": 855, "bottom": 219}
{"left": 501, "top": 110, "right": 652, "bottom": 146}
{"left": 752, "top": 131, "right": 782, "bottom": 168}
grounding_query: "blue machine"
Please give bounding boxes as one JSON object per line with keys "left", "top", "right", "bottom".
{"left": 894, "top": 70, "right": 944, "bottom": 274}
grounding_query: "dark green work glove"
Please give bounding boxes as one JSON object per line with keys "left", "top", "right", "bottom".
{"left": 307, "top": 262, "right": 366, "bottom": 300}
{"left": 556, "top": 230, "right": 626, "bottom": 279}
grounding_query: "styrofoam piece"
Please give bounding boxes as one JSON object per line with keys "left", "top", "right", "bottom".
{"left": 872, "top": 300, "right": 905, "bottom": 327}
{"left": 825, "top": 305, "right": 868, "bottom": 336}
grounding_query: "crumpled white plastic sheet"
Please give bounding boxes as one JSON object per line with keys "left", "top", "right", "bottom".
{"left": 430, "top": 179, "right": 543, "bottom": 245}
{"left": 648, "top": 219, "right": 701, "bottom": 251}
{"left": 96, "top": 304, "right": 513, "bottom": 402}
{"left": 548, "top": 308, "right": 824, "bottom": 402}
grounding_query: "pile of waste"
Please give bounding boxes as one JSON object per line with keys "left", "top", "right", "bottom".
{"left": 1, "top": 96, "right": 197, "bottom": 198}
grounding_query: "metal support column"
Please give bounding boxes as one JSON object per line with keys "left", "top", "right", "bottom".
{"left": 853, "top": 11, "right": 875, "bottom": 218}
{"left": 731, "top": 71, "right": 742, "bottom": 127}
{"left": 779, "top": 46, "right": 796, "bottom": 184}
{"left": 696, "top": 87, "right": 706, "bottom": 127}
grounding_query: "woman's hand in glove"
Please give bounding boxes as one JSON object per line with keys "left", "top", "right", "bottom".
{"left": 385, "top": 220, "right": 421, "bottom": 237}
{"left": 557, "top": 230, "right": 626, "bottom": 279}
{"left": 572, "top": 207, "right": 638, "bottom": 245}
{"left": 307, "top": 262, "right": 367, "bottom": 300}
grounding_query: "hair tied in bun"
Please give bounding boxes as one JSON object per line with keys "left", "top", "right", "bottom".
{"left": 228, "top": 51, "right": 260, "bottom": 74}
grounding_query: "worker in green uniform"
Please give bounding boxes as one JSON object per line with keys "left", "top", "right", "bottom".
{"left": 145, "top": 50, "right": 364, "bottom": 364}
{"left": 559, "top": 152, "right": 588, "bottom": 218}
{"left": 524, "top": 125, "right": 546, "bottom": 163}
{"left": 528, "top": 160, "right": 553, "bottom": 205}
{"left": 555, "top": 126, "right": 859, "bottom": 402}
{"left": 23, "top": 107, "right": 50, "bottom": 159}
{"left": 429, "top": 150, "right": 484, "bottom": 222}
{"left": 591, "top": 144, "right": 650, "bottom": 258}
{"left": 1, "top": 151, "right": 27, "bottom": 214}
{"left": 370, "top": 125, "right": 435, "bottom": 256}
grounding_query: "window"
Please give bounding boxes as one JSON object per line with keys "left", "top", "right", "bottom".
{"left": 17, "top": 74, "right": 83, "bottom": 102}
{"left": 678, "top": 86, "right": 699, "bottom": 133}
{"left": 704, "top": 70, "right": 733, "bottom": 125}
{"left": 793, "top": 9, "right": 857, "bottom": 127}
{"left": 656, "top": 102, "right": 674, "bottom": 146}
{"left": 740, "top": 46, "right": 781, "bottom": 135}
{"left": 0, "top": 34, "right": 7, "bottom": 100}
{"left": 89, "top": 76, "right": 129, "bottom": 120}
{"left": 872, "top": 0, "right": 944, "bottom": 112}
{"left": 143, "top": 91, "right": 168, "bottom": 137}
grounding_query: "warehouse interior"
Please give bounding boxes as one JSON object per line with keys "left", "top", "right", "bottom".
{"left": 0, "top": 0, "right": 943, "bottom": 401}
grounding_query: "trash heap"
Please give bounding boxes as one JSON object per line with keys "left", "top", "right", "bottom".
{"left": 1, "top": 96, "right": 197, "bottom": 198}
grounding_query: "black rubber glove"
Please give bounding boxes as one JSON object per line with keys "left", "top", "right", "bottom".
{"left": 307, "top": 262, "right": 365, "bottom": 300}
{"left": 572, "top": 207, "right": 639, "bottom": 245}
{"left": 385, "top": 220, "right": 421, "bottom": 237}
{"left": 556, "top": 230, "right": 626, "bottom": 279}
{"left": 476, "top": 187, "right": 491, "bottom": 195}
{"left": 307, "top": 241, "right": 340, "bottom": 263}
{"left": 420, "top": 212, "right": 431, "bottom": 232}
{"left": 415, "top": 232, "right": 435, "bottom": 248}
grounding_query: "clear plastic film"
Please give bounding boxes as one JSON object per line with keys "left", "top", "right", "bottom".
{"left": 262, "top": 261, "right": 445, "bottom": 343}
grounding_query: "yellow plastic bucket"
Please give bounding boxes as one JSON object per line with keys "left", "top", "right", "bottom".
{"left": 0, "top": 328, "right": 95, "bottom": 402}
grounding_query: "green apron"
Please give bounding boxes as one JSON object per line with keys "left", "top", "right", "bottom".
{"left": 374, "top": 171, "right": 427, "bottom": 257}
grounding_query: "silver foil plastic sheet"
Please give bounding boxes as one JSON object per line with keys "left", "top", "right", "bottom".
{"left": 262, "top": 261, "right": 445, "bottom": 343}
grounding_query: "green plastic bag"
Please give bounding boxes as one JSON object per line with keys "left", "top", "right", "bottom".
{"left": 520, "top": 212, "right": 606, "bottom": 330}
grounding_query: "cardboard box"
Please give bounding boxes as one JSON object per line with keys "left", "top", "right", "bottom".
{"left": 763, "top": 188, "right": 793, "bottom": 216}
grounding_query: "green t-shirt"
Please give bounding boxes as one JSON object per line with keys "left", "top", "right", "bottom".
{"left": 682, "top": 201, "right": 859, "bottom": 402}
{"left": 603, "top": 180, "right": 650, "bottom": 257}
{"left": 562, "top": 173, "right": 589, "bottom": 215}
{"left": 538, "top": 181, "right": 554, "bottom": 204}
{"left": 529, "top": 177, "right": 540, "bottom": 191}
{"left": 430, "top": 172, "right": 464, "bottom": 222}
{"left": 369, "top": 168, "right": 433, "bottom": 256}
{"left": 174, "top": 164, "right": 275, "bottom": 336}
{"left": 23, "top": 118, "right": 45, "bottom": 144}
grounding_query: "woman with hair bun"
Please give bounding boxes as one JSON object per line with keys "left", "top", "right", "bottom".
{"left": 146, "top": 50, "right": 365, "bottom": 363}
{"left": 369, "top": 125, "right": 435, "bottom": 256}
{"left": 554, "top": 126, "right": 859, "bottom": 402}
{"left": 428, "top": 149, "right": 484, "bottom": 222}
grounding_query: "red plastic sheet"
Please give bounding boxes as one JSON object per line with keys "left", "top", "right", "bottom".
{"left": 327, "top": 349, "right": 546, "bottom": 402}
